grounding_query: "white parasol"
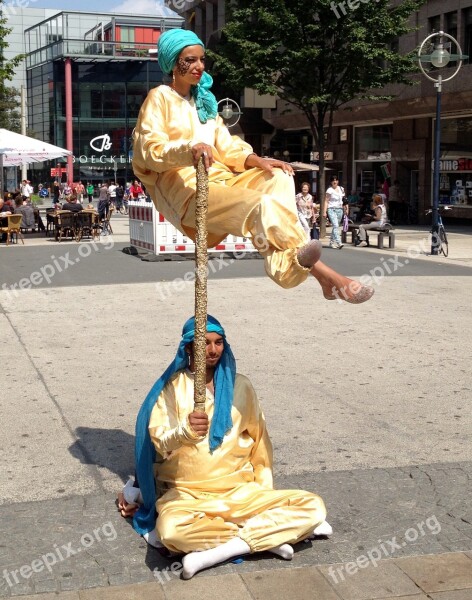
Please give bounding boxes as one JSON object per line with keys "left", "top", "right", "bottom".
{"left": 0, "top": 129, "right": 71, "bottom": 167}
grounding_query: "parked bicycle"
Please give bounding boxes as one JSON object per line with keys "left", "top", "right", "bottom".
{"left": 426, "top": 206, "right": 452, "bottom": 257}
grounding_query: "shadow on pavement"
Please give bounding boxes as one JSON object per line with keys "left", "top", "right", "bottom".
{"left": 69, "top": 427, "right": 135, "bottom": 483}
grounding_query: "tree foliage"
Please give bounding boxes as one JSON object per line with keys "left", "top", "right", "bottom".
{"left": 0, "top": 85, "right": 21, "bottom": 131}
{"left": 213, "top": 0, "right": 422, "bottom": 132}
{"left": 210, "top": 0, "right": 423, "bottom": 227}
{"left": 0, "top": 2, "right": 25, "bottom": 132}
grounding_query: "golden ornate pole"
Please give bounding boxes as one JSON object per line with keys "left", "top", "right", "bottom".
{"left": 193, "top": 156, "right": 209, "bottom": 413}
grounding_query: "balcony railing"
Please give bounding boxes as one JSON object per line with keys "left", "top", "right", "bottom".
{"left": 26, "top": 39, "right": 157, "bottom": 69}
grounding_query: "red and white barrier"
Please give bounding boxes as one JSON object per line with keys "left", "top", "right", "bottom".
{"left": 129, "top": 199, "right": 155, "bottom": 252}
{"left": 129, "top": 199, "right": 255, "bottom": 256}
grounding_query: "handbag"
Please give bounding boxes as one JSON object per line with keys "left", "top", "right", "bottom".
{"left": 342, "top": 213, "right": 349, "bottom": 233}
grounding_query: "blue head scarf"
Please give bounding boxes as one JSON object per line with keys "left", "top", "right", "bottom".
{"left": 157, "top": 29, "right": 218, "bottom": 124}
{"left": 133, "top": 315, "right": 236, "bottom": 535}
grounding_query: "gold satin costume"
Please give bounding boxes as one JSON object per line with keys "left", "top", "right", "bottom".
{"left": 149, "top": 370, "right": 327, "bottom": 554}
{"left": 132, "top": 85, "right": 309, "bottom": 289}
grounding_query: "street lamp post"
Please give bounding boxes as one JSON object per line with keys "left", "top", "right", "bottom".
{"left": 217, "top": 98, "right": 242, "bottom": 128}
{"left": 418, "top": 31, "right": 467, "bottom": 255}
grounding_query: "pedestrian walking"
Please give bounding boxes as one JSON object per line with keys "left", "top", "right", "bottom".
{"left": 108, "top": 181, "right": 117, "bottom": 209}
{"left": 52, "top": 181, "right": 61, "bottom": 207}
{"left": 86, "top": 182, "right": 94, "bottom": 203}
{"left": 75, "top": 180, "right": 85, "bottom": 204}
{"left": 324, "top": 176, "right": 345, "bottom": 249}
{"left": 295, "top": 182, "right": 314, "bottom": 241}
{"left": 115, "top": 183, "right": 125, "bottom": 212}
{"left": 20, "top": 180, "right": 33, "bottom": 201}
{"left": 97, "top": 183, "right": 110, "bottom": 221}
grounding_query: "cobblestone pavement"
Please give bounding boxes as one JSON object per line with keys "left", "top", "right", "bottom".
{"left": 1, "top": 461, "right": 471, "bottom": 597}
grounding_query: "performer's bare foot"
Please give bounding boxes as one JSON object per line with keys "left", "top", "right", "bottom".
{"left": 311, "top": 261, "right": 374, "bottom": 304}
{"left": 117, "top": 492, "right": 139, "bottom": 518}
{"left": 117, "top": 479, "right": 142, "bottom": 518}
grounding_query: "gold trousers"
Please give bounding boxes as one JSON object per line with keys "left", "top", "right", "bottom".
{"left": 181, "top": 168, "right": 309, "bottom": 289}
{"left": 156, "top": 482, "right": 327, "bottom": 554}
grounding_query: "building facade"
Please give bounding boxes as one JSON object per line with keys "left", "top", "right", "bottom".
{"left": 8, "top": 9, "right": 183, "bottom": 187}
{"left": 173, "top": 0, "right": 472, "bottom": 223}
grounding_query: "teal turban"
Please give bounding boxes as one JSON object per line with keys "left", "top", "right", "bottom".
{"left": 157, "top": 29, "right": 218, "bottom": 124}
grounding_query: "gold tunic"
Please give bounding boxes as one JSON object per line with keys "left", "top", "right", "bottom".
{"left": 149, "top": 370, "right": 326, "bottom": 553}
{"left": 133, "top": 86, "right": 309, "bottom": 289}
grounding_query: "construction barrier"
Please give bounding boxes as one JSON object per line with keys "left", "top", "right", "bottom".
{"left": 129, "top": 199, "right": 155, "bottom": 252}
{"left": 129, "top": 199, "right": 256, "bottom": 256}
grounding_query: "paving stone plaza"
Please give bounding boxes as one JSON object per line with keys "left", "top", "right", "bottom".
{"left": 1, "top": 217, "right": 472, "bottom": 599}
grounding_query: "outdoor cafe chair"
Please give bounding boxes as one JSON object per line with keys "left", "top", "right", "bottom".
{"left": 74, "top": 210, "right": 96, "bottom": 242}
{"left": 45, "top": 208, "right": 56, "bottom": 236}
{"left": 54, "top": 211, "right": 75, "bottom": 242}
{"left": 0, "top": 214, "right": 24, "bottom": 245}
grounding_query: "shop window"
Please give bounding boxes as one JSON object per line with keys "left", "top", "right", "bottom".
{"left": 90, "top": 89, "right": 103, "bottom": 119}
{"left": 429, "top": 15, "right": 441, "bottom": 33}
{"left": 445, "top": 11, "right": 458, "bottom": 67}
{"left": 390, "top": 37, "right": 399, "bottom": 54}
{"left": 463, "top": 8, "right": 472, "bottom": 64}
{"left": 120, "top": 27, "right": 135, "bottom": 44}
{"left": 437, "top": 116, "right": 472, "bottom": 206}
{"left": 355, "top": 125, "right": 392, "bottom": 161}
{"left": 213, "top": 3, "right": 218, "bottom": 34}
{"left": 445, "top": 11, "right": 457, "bottom": 41}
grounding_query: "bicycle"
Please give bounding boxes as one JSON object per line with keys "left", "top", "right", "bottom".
{"left": 426, "top": 206, "right": 451, "bottom": 257}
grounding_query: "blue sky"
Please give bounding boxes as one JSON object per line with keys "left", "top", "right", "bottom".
{"left": 32, "top": 0, "right": 178, "bottom": 16}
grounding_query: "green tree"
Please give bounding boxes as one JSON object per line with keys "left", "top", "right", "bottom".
{"left": 0, "top": 85, "right": 21, "bottom": 131}
{"left": 0, "top": 1, "right": 25, "bottom": 132}
{"left": 211, "top": 0, "right": 423, "bottom": 234}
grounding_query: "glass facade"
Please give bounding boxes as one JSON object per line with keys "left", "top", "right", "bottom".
{"left": 24, "top": 11, "right": 183, "bottom": 187}
{"left": 27, "top": 59, "right": 162, "bottom": 186}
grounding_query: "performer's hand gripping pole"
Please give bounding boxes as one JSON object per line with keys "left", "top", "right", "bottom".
{"left": 193, "top": 156, "right": 209, "bottom": 413}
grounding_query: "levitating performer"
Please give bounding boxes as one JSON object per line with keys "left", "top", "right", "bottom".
{"left": 132, "top": 29, "right": 373, "bottom": 303}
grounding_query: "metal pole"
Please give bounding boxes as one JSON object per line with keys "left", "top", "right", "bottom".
{"left": 431, "top": 75, "right": 442, "bottom": 256}
{"left": 65, "top": 58, "right": 74, "bottom": 184}
{"left": 21, "top": 85, "right": 28, "bottom": 182}
{"left": 0, "top": 153, "right": 4, "bottom": 196}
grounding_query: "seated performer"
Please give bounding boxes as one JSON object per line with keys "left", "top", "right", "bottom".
{"left": 124, "top": 315, "right": 331, "bottom": 579}
{"left": 132, "top": 29, "right": 373, "bottom": 304}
